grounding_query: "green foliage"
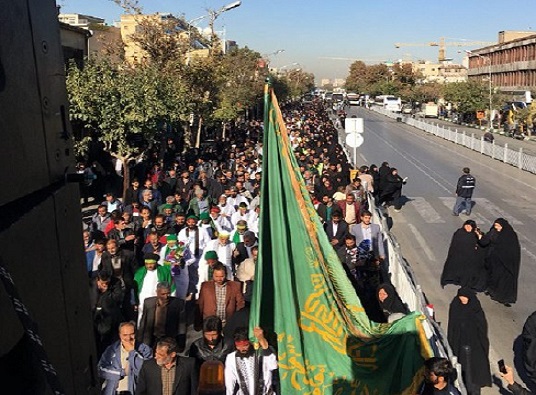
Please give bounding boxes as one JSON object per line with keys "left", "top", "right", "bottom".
{"left": 66, "top": 58, "right": 189, "bottom": 160}
{"left": 213, "top": 47, "right": 267, "bottom": 122}
{"left": 408, "top": 82, "right": 443, "bottom": 104}
{"left": 443, "top": 80, "right": 488, "bottom": 113}
{"left": 283, "top": 69, "right": 315, "bottom": 98}
{"left": 345, "top": 61, "right": 422, "bottom": 100}
{"left": 271, "top": 75, "right": 290, "bottom": 101}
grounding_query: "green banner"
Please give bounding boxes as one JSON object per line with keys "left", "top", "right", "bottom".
{"left": 250, "top": 84, "right": 433, "bottom": 394}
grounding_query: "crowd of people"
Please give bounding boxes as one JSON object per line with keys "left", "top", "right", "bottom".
{"left": 80, "top": 96, "right": 533, "bottom": 395}
{"left": 82, "top": 100, "right": 412, "bottom": 394}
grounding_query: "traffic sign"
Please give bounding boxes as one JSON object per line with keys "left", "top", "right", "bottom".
{"left": 346, "top": 133, "right": 364, "bottom": 148}
{"left": 345, "top": 117, "right": 364, "bottom": 134}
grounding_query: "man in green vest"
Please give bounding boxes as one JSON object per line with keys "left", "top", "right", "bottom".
{"left": 134, "top": 252, "right": 174, "bottom": 324}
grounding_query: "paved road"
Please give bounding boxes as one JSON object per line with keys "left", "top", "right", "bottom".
{"left": 344, "top": 107, "right": 536, "bottom": 393}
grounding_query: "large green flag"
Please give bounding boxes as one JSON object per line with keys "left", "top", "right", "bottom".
{"left": 250, "top": 84, "right": 433, "bottom": 395}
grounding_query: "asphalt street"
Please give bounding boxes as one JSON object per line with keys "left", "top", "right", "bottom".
{"left": 343, "top": 106, "right": 536, "bottom": 393}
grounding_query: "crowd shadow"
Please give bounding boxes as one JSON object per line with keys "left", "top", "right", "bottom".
{"left": 492, "top": 373, "right": 512, "bottom": 395}
{"left": 380, "top": 196, "right": 412, "bottom": 231}
{"left": 331, "top": 332, "right": 426, "bottom": 394}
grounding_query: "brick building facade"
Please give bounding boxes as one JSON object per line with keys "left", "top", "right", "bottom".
{"left": 468, "top": 31, "right": 536, "bottom": 93}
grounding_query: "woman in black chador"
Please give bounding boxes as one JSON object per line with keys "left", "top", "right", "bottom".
{"left": 478, "top": 218, "right": 521, "bottom": 306}
{"left": 448, "top": 287, "right": 491, "bottom": 393}
{"left": 376, "top": 283, "right": 408, "bottom": 323}
{"left": 440, "top": 220, "right": 486, "bottom": 291}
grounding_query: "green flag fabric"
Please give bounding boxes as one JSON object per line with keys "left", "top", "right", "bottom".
{"left": 250, "top": 85, "right": 433, "bottom": 395}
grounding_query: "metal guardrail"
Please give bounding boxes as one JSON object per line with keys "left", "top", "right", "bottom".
{"left": 367, "top": 194, "right": 467, "bottom": 394}
{"left": 336, "top": 116, "right": 466, "bottom": 392}
{"left": 373, "top": 107, "right": 536, "bottom": 175}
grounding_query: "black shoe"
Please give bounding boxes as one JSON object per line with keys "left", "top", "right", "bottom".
{"left": 503, "top": 303, "right": 512, "bottom": 307}
{"left": 484, "top": 291, "right": 490, "bottom": 296}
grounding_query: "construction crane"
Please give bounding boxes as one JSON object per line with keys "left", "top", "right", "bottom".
{"left": 319, "top": 56, "right": 395, "bottom": 64}
{"left": 394, "top": 37, "right": 495, "bottom": 62}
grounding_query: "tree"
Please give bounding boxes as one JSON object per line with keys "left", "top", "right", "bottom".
{"left": 283, "top": 68, "right": 315, "bottom": 98}
{"left": 127, "top": 14, "right": 190, "bottom": 67}
{"left": 443, "top": 80, "right": 488, "bottom": 113}
{"left": 66, "top": 59, "right": 190, "bottom": 199}
{"left": 213, "top": 47, "right": 266, "bottom": 126}
{"left": 409, "top": 82, "right": 443, "bottom": 104}
{"left": 345, "top": 61, "right": 368, "bottom": 93}
{"left": 345, "top": 61, "right": 421, "bottom": 99}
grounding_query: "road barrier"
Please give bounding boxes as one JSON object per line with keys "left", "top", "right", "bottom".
{"left": 372, "top": 107, "right": 536, "bottom": 175}
{"left": 367, "top": 195, "right": 467, "bottom": 394}
{"left": 336, "top": 117, "right": 467, "bottom": 393}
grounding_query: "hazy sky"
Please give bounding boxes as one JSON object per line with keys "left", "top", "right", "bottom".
{"left": 60, "top": 0, "right": 536, "bottom": 81}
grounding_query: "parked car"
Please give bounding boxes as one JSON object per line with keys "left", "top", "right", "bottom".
{"left": 401, "top": 104, "right": 413, "bottom": 114}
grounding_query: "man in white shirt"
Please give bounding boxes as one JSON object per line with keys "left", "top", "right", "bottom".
{"left": 209, "top": 206, "right": 233, "bottom": 234}
{"left": 225, "top": 327, "right": 277, "bottom": 395}
{"left": 218, "top": 194, "right": 237, "bottom": 219}
{"left": 178, "top": 215, "right": 212, "bottom": 298}
{"left": 231, "top": 202, "right": 252, "bottom": 227}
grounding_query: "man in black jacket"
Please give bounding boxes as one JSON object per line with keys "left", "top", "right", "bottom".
{"left": 89, "top": 271, "right": 124, "bottom": 356}
{"left": 136, "top": 337, "right": 198, "bottom": 395}
{"left": 137, "top": 282, "right": 186, "bottom": 351}
{"left": 232, "top": 231, "right": 258, "bottom": 271}
{"left": 100, "top": 239, "right": 137, "bottom": 320}
{"left": 324, "top": 210, "right": 349, "bottom": 248}
{"left": 188, "top": 316, "right": 232, "bottom": 370}
{"left": 452, "top": 167, "right": 476, "bottom": 216}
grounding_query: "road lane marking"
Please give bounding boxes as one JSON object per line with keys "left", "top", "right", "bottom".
{"left": 501, "top": 199, "right": 536, "bottom": 221}
{"left": 365, "top": 125, "right": 455, "bottom": 194}
{"left": 378, "top": 117, "right": 536, "bottom": 192}
{"left": 474, "top": 198, "right": 523, "bottom": 225}
{"left": 438, "top": 197, "right": 492, "bottom": 226}
{"left": 408, "top": 223, "right": 436, "bottom": 262}
{"left": 406, "top": 196, "right": 445, "bottom": 223}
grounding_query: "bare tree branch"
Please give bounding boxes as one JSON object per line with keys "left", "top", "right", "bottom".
{"left": 110, "top": 0, "right": 143, "bottom": 14}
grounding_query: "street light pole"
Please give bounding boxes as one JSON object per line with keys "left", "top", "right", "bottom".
{"left": 188, "top": 1, "right": 241, "bottom": 59}
{"left": 276, "top": 62, "right": 299, "bottom": 76}
{"left": 186, "top": 15, "right": 206, "bottom": 65}
{"left": 261, "top": 49, "right": 285, "bottom": 68}
{"left": 208, "top": 1, "right": 241, "bottom": 54}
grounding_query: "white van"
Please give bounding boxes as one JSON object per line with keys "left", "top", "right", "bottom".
{"left": 383, "top": 96, "right": 402, "bottom": 113}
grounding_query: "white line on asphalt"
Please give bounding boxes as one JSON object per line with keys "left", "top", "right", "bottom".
{"left": 522, "top": 246, "right": 536, "bottom": 263}
{"left": 390, "top": 119, "right": 536, "bottom": 192}
{"left": 365, "top": 124, "right": 455, "bottom": 194}
{"left": 501, "top": 199, "right": 536, "bottom": 221}
{"left": 438, "top": 197, "right": 492, "bottom": 226}
{"left": 359, "top": 153, "right": 368, "bottom": 164}
{"left": 408, "top": 223, "right": 436, "bottom": 262}
{"left": 406, "top": 197, "right": 445, "bottom": 223}
{"left": 474, "top": 198, "right": 523, "bottom": 225}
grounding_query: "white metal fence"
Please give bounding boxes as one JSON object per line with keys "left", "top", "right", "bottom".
{"left": 368, "top": 195, "right": 467, "bottom": 394}
{"left": 338, "top": 122, "right": 466, "bottom": 392}
{"left": 373, "top": 107, "right": 536, "bottom": 175}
